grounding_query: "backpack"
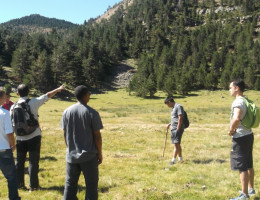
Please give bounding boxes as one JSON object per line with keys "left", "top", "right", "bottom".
{"left": 11, "top": 99, "right": 39, "bottom": 136}
{"left": 183, "top": 110, "right": 189, "bottom": 129}
{"left": 241, "top": 97, "right": 260, "bottom": 129}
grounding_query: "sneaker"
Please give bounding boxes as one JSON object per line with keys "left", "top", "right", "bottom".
{"left": 169, "top": 161, "right": 175, "bottom": 165}
{"left": 230, "top": 193, "right": 250, "bottom": 200}
{"left": 239, "top": 188, "right": 255, "bottom": 196}
{"left": 248, "top": 188, "right": 255, "bottom": 196}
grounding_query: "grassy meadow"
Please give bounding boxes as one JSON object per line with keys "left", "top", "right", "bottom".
{"left": 0, "top": 89, "right": 259, "bottom": 200}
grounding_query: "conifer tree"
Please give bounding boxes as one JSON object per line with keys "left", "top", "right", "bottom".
{"left": 11, "top": 35, "right": 33, "bottom": 83}
{"left": 29, "top": 50, "right": 54, "bottom": 92}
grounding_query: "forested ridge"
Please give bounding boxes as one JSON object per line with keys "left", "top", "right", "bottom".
{"left": 1, "top": 14, "right": 78, "bottom": 29}
{"left": 0, "top": 0, "right": 259, "bottom": 95}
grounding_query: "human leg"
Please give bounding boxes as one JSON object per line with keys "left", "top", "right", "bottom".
{"left": 248, "top": 168, "right": 254, "bottom": 189}
{"left": 28, "top": 136, "right": 41, "bottom": 189}
{"left": 63, "top": 162, "right": 81, "bottom": 200}
{"left": 247, "top": 134, "right": 254, "bottom": 190}
{"left": 240, "top": 171, "right": 249, "bottom": 195}
{"left": 173, "top": 143, "right": 182, "bottom": 158}
{"left": 0, "top": 150, "right": 21, "bottom": 200}
{"left": 230, "top": 135, "right": 254, "bottom": 198}
{"left": 81, "top": 156, "right": 99, "bottom": 200}
{"left": 16, "top": 140, "right": 28, "bottom": 188}
{"left": 171, "top": 129, "right": 183, "bottom": 162}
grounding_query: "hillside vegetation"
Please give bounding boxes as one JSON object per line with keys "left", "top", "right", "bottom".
{"left": 0, "top": 0, "right": 259, "bottom": 94}
{"left": 0, "top": 89, "right": 259, "bottom": 199}
{"left": 1, "top": 14, "right": 77, "bottom": 29}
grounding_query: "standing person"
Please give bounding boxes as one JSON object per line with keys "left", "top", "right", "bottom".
{"left": 2, "top": 93, "right": 14, "bottom": 111}
{"left": 0, "top": 90, "right": 21, "bottom": 200}
{"left": 165, "top": 96, "right": 185, "bottom": 165}
{"left": 10, "top": 84, "right": 65, "bottom": 191}
{"left": 61, "top": 85, "right": 103, "bottom": 200}
{"left": 229, "top": 79, "right": 255, "bottom": 200}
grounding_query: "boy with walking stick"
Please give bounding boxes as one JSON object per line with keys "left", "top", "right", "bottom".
{"left": 165, "top": 96, "right": 185, "bottom": 165}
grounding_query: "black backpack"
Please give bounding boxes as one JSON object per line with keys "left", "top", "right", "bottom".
{"left": 11, "top": 99, "right": 39, "bottom": 136}
{"left": 183, "top": 110, "right": 189, "bottom": 129}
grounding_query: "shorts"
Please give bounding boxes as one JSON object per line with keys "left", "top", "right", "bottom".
{"left": 171, "top": 129, "right": 184, "bottom": 144}
{"left": 230, "top": 134, "right": 254, "bottom": 172}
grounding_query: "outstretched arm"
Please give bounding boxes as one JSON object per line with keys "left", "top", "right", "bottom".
{"left": 47, "top": 85, "right": 65, "bottom": 98}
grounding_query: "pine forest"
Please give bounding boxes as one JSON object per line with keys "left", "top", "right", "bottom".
{"left": 0, "top": 0, "right": 259, "bottom": 96}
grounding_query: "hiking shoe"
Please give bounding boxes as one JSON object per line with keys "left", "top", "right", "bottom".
{"left": 230, "top": 193, "right": 250, "bottom": 200}
{"left": 239, "top": 188, "right": 255, "bottom": 196}
{"left": 248, "top": 188, "right": 255, "bottom": 196}
{"left": 169, "top": 161, "right": 175, "bottom": 165}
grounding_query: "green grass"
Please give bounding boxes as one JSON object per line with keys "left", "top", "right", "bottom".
{"left": 0, "top": 89, "right": 259, "bottom": 200}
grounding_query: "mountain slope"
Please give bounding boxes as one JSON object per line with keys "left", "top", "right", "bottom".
{"left": 95, "top": 0, "right": 134, "bottom": 23}
{"left": 0, "top": 14, "right": 78, "bottom": 30}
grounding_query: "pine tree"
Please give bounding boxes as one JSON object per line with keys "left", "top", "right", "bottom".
{"left": 29, "top": 50, "right": 54, "bottom": 92}
{"left": 11, "top": 35, "right": 33, "bottom": 83}
{"left": 244, "top": 67, "right": 255, "bottom": 89}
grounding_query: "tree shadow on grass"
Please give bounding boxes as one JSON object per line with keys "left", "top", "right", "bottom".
{"left": 253, "top": 197, "right": 260, "bottom": 200}
{"left": 144, "top": 96, "right": 165, "bottom": 100}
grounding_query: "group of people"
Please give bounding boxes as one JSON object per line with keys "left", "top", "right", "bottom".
{"left": 165, "top": 78, "right": 255, "bottom": 200}
{"left": 0, "top": 78, "right": 256, "bottom": 200}
{"left": 0, "top": 84, "right": 103, "bottom": 200}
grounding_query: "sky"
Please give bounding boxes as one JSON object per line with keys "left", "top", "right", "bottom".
{"left": 0, "top": 0, "right": 123, "bottom": 25}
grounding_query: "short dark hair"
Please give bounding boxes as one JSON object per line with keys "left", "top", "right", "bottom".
{"left": 164, "top": 96, "right": 175, "bottom": 104}
{"left": 232, "top": 78, "right": 245, "bottom": 92}
{"left": 17, "top": 84, "right": 29, "bottom": 97}
{"left": 0, "top": 90, "right": 5, "bottom": 98}
{"left": 74, "top": 85, "right": 89, "bottom": 101}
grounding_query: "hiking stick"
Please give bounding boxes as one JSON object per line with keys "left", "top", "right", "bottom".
{"left": 162, "top": 129, "right": 168, "bottom": 157}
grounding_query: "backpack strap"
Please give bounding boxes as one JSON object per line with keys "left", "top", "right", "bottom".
{"left": 23, "top": 99, "right": 37, "bottom": 121}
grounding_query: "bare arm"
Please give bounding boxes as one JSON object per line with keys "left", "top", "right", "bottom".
{"left": 63, "top": 129, "right": 67, "bottom": 146}
{"left": 229, "top": 107, "right": 242, "bottom": 136}
{"left": 177, "top": 114, "right": 183, "bottom": 132}
{"left": 93, "top": 130, "right": 102, "bottom": 165}
{"left": 166, "top": 123, "right": 171, "bottom": 131}
{"left": 7, "top": 133, "right": 16, "bottom": 153}
{"left": 47, "top": 85, "right": 65, "bottom": 98}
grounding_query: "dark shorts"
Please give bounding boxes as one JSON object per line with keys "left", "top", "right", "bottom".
{"left": 171, "top": 129, "right": 184, "bottom": 144}
{"left": 230, "top": 134, "right": 254, "bottom": 172}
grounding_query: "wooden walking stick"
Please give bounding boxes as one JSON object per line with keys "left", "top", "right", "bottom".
{"left": 162, "top": 129, "right": 168, "bottom": 157}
